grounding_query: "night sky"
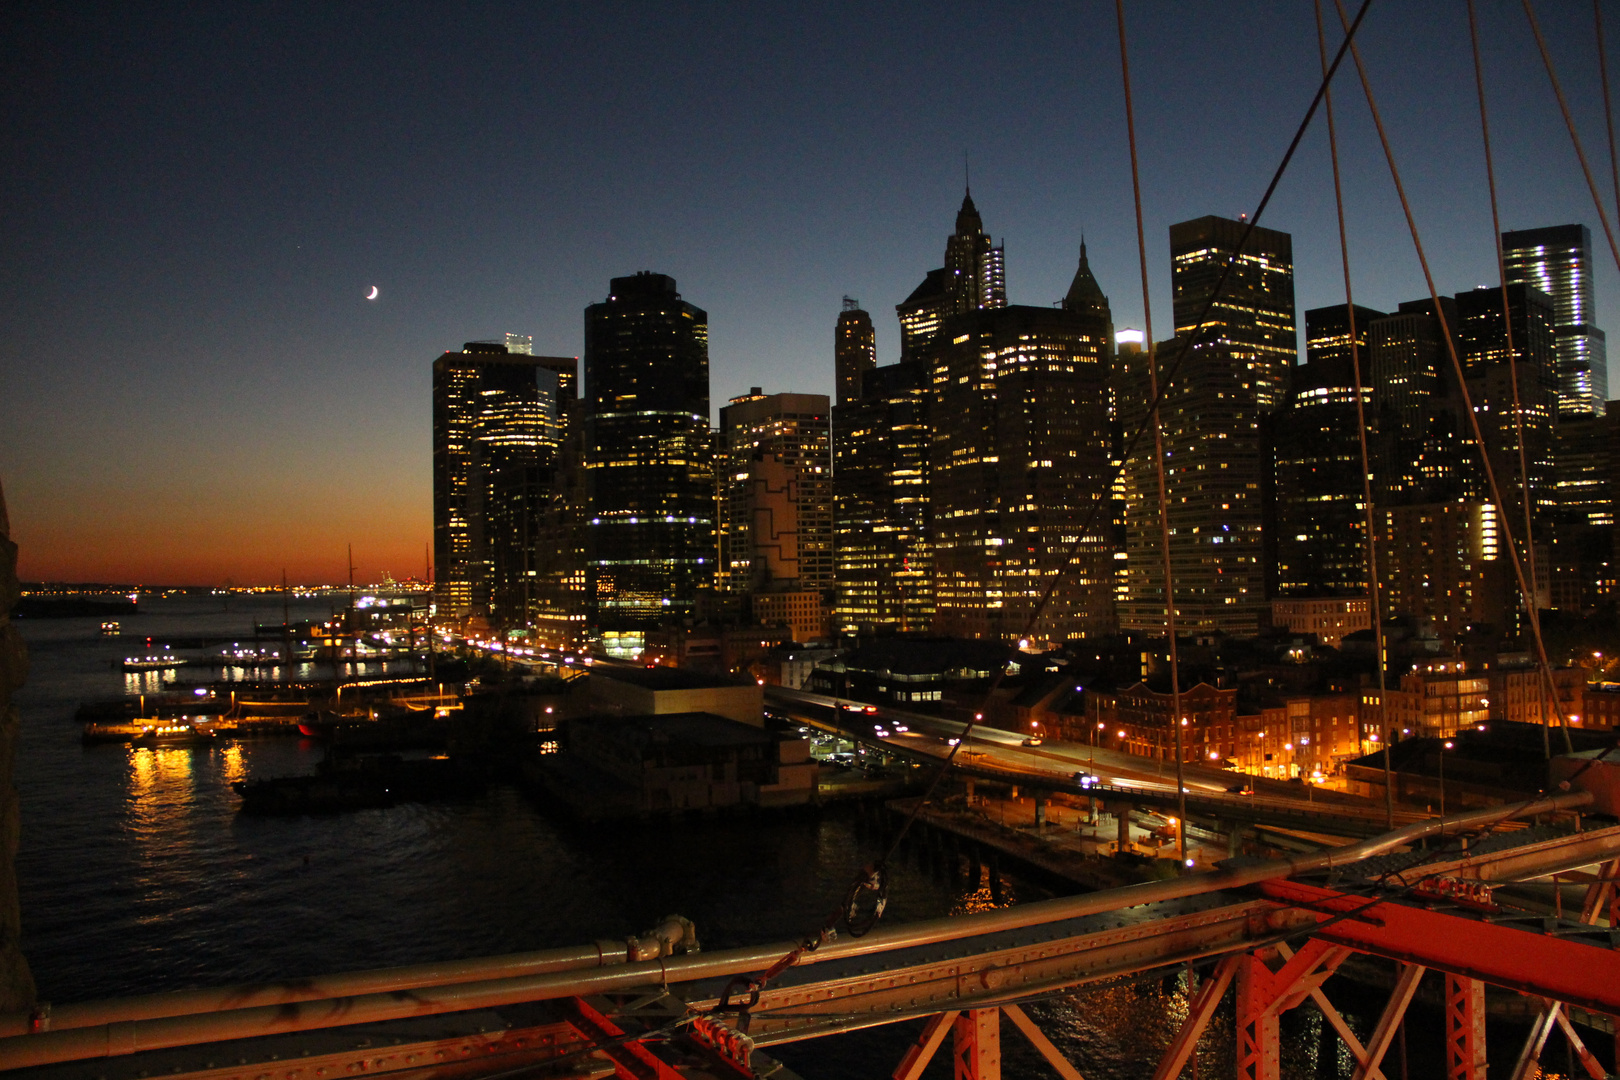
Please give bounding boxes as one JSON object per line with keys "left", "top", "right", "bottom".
{"left": 4, "top": 1, "right": 1618, "bottom": 585}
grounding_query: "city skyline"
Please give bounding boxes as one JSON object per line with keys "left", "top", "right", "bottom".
{"left": 5, "top": 2, "right": 1620, "bottom": 584}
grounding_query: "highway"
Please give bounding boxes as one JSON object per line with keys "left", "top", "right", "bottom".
{"left": 765, "top": 685, "right": 1426, "bottom": 834}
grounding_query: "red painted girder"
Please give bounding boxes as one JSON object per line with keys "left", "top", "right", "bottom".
{"left": 561, "top": 996, "right": 685, "bottom": 1080}
{"left": 1257, "top": 880, "right": 1620, "bottom": 1014}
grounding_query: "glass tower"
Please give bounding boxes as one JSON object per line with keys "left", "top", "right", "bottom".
{"left": 835, "top": 298, "right": 876, "bottom": 406}
{"left": 432, "top": 343, "right": 563, "bottom": 623}
{"left": 1503, "top": 224, "right": 1608, "bottom": 416}
{"left": 582, "top": 273, "right": 715, "bottom": 630}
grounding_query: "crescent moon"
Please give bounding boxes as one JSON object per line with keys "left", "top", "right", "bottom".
{"left": 366, "top": 286, "right": 379, "bottom": 300}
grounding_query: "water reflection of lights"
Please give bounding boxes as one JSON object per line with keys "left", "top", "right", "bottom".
{"left": 219, "top": 744, "right": 247, "bottom": 785}
{"left": 123, "top": 671, "right": 169, "bottom": 695}
{"left": 128, "top": 746, "right": 196, "bottom": 800}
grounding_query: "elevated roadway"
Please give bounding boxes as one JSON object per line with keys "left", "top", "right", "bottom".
{"left": 766, "top": 686, "right": 1426, "bottom": 838}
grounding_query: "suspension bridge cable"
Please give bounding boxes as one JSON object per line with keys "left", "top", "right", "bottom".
{"left": 1520, "top": 0, "right": 1620, "bottom": 278}
{"left": 851, "top": 0, "right": 1376, "bottom": 878}
{"left": 1329, "top": 0, "right": 1575, "bottom": 760}
{"left": 1313, "top": 0, "right": 1394, "bottom": 829}
{"left": 1116, "top": 0, "right": 1187, "bottom": 865}
{"left": 712, "top": 0, "right": 1381, "bottom": 1019}
{"left": 1468, "top": 0, "right": 1555, "bottom": 760}
{"left": 1597, "top": 0, "right": 1620, "bottom": 222}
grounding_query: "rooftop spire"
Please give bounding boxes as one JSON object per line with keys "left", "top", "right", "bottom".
{"left": 1063, "top": 237, "right": 1111, "bottom": 318}
{"left": 955, "top": 186, "right": 983, "bottom": 236}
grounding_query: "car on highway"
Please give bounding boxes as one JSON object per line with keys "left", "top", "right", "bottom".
{"left": 1072, "top": 771, "right": 1099, "bottom": 788}
{"left": 1021, "top": 735, "right": 1043, "bottom": 747}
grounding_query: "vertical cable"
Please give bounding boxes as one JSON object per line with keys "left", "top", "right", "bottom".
{"left": 1469, "top": 0, "right": 1553, "bottom": 758}
{"left": 1522, "top": 0, "right": 1620, "bottom": 277}
{"left": 1314, "top": 0, "right": 1394, "bottom": 827}
{"left": 1597, "top": 0, "right": 1620, "bottom": 220}
{"left": 1116, "top": 0, "right": 1187, "bottom": 863}
{"left": 1332, "top": 0, "right": 1575, "bottom": 760}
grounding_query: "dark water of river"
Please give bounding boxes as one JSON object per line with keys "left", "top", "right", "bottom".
{"left": 10, "top": 595, "right": 1552, "bottom": 1078}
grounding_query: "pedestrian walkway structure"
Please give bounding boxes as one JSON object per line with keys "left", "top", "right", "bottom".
{"left": 1, "top": 784, "right": 1616, "bottom": 1080}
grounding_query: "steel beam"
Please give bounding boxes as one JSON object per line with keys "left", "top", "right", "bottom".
{"left": 1443, "top": 976, "right": 1485, "bottom": 1080}
{"left": 954, "top": 1009, "right": 1000, "bottom": 1080}
{"left": 1236, "top": 953, "right": 1281, "bottom": 1080}
{"left": 1549, "top": 1006, "right": 1607, "bottom": 1079}
{"left": 1275, "top": 942, "right": 1385, "bottom": 1080}
{"left": 1382, "top": 825, "right": 1620, "bottom": 888}
{"left": 1152, "top": 955, "right": 1239, "bottom": 1080}
{"left": 1001, "top": 1004, "right": 1086, "bottom": 1080}
{"left": 1509, "top": 1002, "right": 1559, "bottom": 1080}
{"left": 892, "top": 1011, "right": 957, "bottom": 1080}
{"left": 1354, "top": 963, "right": 1423, "bottom": 1080}
{"left": 734, "top": 899, "right": 1294, "bottom": 1046}
{"left": 561, "top": 996, "right": 684, "bottom": 1080}
{"left": 1578, "top": 857, "right": 1618, "bottom": 925}
{"left": 1256, "top": 879, "right": 1620, "bottom": 1014}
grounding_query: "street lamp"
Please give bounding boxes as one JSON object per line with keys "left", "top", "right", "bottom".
{"left": 1439, "top": 739, "right": 1454, "bottom": 818}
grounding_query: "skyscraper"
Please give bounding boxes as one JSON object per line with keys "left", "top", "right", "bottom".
{"left": 432, "top": 342, "right": 565, "bottom": 624}
{"left": 718, "top": 391, "right": 833, "bottom": 642}
{"left": 718, "top": 390, "right": 834, "bottom": 593}
{"left": 835, "top": 299, "right": 876, "bottom": 406}
{"left": 583, "top": 273, "right": 715, "bottom": 632}
{"left": 1271, "top": 304, "right": 1386, "bottom": 599}
{"left": 833, "top": 190, "right": 1012, "bottom": 635}
{"left": 1169, "top": 215, "right": 1296, "bottom": 412}
{"left": 1119, "top": 337, "right": 1267, "bottom": 636}
{"left": 833, "top": 362, "right": 933, "bottom": 634}
{"left": 1452, "top": 283, "right": 1559, "bottom": 526}
{"left": 528, "top": 355, "right": 586, "bottom": 647}
{"left": 929, "top": 281, "right": 1114, "bottom": 642}
{"left": 1118, "top": 218, "right": 1295, "bottom": 636}
{"left": 1503, "top": 224, "right": 1608, "bottom": 415}
{"left": 896, "top": 190, "right": 1007, "bottom": 360}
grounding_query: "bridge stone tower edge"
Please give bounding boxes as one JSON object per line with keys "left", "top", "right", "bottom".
{"left": 0, "top": 479, "right": 37, "bottom": 1011}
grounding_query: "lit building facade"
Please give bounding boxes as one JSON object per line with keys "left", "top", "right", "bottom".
{"left": 1452, "top": 283, "right": 1559, "bottom": 528}
{"left": 929, "top": 251, "right": 1115, "bottom": 643}
{"left": 432, "top": 342, "right": 564, "bottom": 624}
{"left": 1378, "top": 501, "right": 1508, "bottom": 640}
{"left": 583, "top": 273, "right": 715, "bottom": 630}
{"left": 1549, "top": 407, "right": 1614, "bottom": 610}
{"left": 1272, "top": 303, "right": 1384, "bottom": 599}
{"left": 834, "top": 190, "right": 1012, "bottom": 634}
{"left": 835, "top": 299, "right": 876, "bottom": 406}
{"left": 1268, "top": 597, "right": 1370, "bottom": 648}
{"left": 896, "top": 190, "right": 1007, "bottom": 360}
{"left": 1119, "top": 337, "right": 1268, "bottom": 637}
{"left": 1169, "top": 215, "right": 1296, "bottom": 411}
{"left": 833, "top": 362, "right": 933, "bottom": 634}
{"left": 718, "top": 390, "right": 833, "bottom": 641}
{"left": 1503, "top": 224, "right": 1608, "bottom": 416}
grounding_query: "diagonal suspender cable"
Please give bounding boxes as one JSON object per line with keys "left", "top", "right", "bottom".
{"left": 1598, "top": 0, "right": 1620, "bottom": 221}
{"left": 711, "top": 0, "right": 1380, "bottom": 1021}
{"left": 1313, "top": 0, "right": 1394, "bottom": 828}
{"left": 1331, "top": 0, "right": 1574, "bottom": 760}
{"left": 1468, "top": 0, "right": 1555, "bottom": 760}
{"left": 872, "top": 0, "right": 1376, "bottom": 876}
{"left": 1116, "top": 0, "right": 1186, "bottom": 864}
{"left": 1521, "top": 0, "right": 1620, "bottom": 278}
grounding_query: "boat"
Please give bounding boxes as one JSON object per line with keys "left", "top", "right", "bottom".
{"left": 296, "top": 704, "right": 451, "bottom": 749}
{"left": 121, "top": 653, "right": 188, "bottom": 672}
{"left": 232, "top": 753, "right": 483, "bottom": 814}
{"left": 129, "top": 722, "right": 216, "bottom": 748}
{"left": 100, "top": 621, "right": 120, "bottom": 635}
